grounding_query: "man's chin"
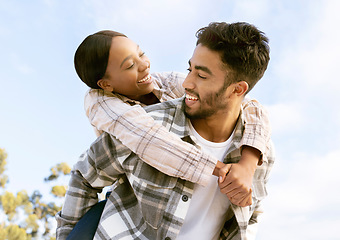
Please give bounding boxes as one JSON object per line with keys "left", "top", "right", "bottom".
{"left": 183, "top": 106, "right": 214, "bottom": 120}
{"left": 182, "top": 98, "right": 211, "bottom": 119}
{"left": 182, "top": 100, "right": 195, "bottom": 118}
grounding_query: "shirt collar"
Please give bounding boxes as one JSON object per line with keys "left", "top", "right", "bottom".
{"left": 163, "top": 97, "right": 245, "bottom": 150}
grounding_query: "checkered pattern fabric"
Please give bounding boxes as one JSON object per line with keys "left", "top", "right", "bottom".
{"left": 83, "top": 72, "right": 271, "bottom": 186}
{"left": 56, "top": 98, "right": 275, "bottom": 240}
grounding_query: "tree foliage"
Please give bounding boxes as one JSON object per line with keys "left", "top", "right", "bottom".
{"left": 0, "top": 149, "right": 8, "bottom": 188}
{"left": 0, "top": 148, "right": 70, "bottom": 240}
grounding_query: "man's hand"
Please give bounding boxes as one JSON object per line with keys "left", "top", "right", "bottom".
{"left": 213, "top": 146, "right": 261, "bottom": 207}
{"left": 218, "top": 163, "right": 253, "bottom": 207}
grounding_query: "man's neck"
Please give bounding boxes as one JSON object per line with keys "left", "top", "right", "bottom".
{"left": 190, "top": 108, "right": 240, "bottom": 143}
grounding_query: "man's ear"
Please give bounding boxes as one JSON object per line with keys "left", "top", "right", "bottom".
{"left": 97, "top": 79, "right": 114, "bottom": 92}
{"left": 234, "top": 81, "right": 249, "bottom": 96}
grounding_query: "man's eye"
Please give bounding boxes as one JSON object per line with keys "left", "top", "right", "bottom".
{"left": 187, "top": 68, "right": 192, "bottom": 72}
{"left": 139, "top": 52, "right": 145, "bottom": 57}
{"left": 198, "top": 74, "right": 207, "bottom": 79}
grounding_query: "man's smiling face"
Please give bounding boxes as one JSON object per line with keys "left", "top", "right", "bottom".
{"left": 182, "top": 43, "right": 235, "bottom": 119}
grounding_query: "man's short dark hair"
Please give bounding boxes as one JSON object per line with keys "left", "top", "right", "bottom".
{"left": 196, "top": 22, "right": 270, "bottom": 92}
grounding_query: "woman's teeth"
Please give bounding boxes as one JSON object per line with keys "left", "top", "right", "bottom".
{"left": 138, "top": 74, "right": 151, "bottom": 83}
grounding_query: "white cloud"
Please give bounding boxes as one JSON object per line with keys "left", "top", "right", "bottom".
{"left": 277, "top": 150, "right": 340, "bottom": 207}
{"left": 266, "top": 102, "right": 304, "bottom": 136}
{"left": 263, "top": 0, "right": 340, "bottom": 151}
{"left": 273, "top": 0, "right": 340, "bottom": 97}
{"left": 258, "top": 149, "right": 340, "bottom": 239}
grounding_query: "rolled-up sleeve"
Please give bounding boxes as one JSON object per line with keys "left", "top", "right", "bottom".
{"left": 241, "top": 98, "right": 272, "bottom": 162}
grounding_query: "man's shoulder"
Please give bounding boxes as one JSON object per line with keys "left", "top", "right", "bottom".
{"left": 144, "top": 97, "right": 187, "bottom": 134}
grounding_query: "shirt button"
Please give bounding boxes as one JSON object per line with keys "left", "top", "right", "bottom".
{"left": 182, "top": 195, "right": 188, "bottom": 202}
{"left": 165, "top": 237, "right": 171, "bottom": 240}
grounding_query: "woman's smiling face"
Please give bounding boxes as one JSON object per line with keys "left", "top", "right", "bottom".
{"left": 98, "top": 36, "right": 154, "bottom": 101}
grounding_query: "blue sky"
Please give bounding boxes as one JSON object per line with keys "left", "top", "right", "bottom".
{"left": 1, "top": 0, "right": 339, "bottom": 239}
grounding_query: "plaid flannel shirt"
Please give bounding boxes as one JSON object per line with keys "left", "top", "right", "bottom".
{"left": 56, "top": 97, "right": 275, "bottom": 240}
{"left": 84, "top": 72, "right": 271, "bottom": 187}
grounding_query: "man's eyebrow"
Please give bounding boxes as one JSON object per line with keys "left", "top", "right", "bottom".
{"left": 120, "top": 45, "right": 140, "bottom": 68}
{"left": 188, "top": 60, "right": 213, "bottom": 75}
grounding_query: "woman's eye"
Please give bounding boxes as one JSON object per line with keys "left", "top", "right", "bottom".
{"left": 127, "top": 63, "right": 134, "bottom": 69}
{"left": 187, "top": 68, "right": 192, "bottom": 72}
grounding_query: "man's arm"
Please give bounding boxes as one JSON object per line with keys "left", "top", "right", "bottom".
{"left": 56, "top": 134, "right": 125, "bottom": 239}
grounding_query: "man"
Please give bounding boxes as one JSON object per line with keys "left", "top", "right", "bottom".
{"left": 57, "top": 22, "right": 274, "bottom": 240}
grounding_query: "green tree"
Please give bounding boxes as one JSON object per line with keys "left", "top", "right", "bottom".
{"left": 0, "top": 148, "right": 70, "bottom": 240}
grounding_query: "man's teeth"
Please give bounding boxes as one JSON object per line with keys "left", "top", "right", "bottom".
{"left": 186, "top": 94, "right": 198, "bottom": 101}
{"left": 138, "top": 75, "right": 151, "bottom": 83}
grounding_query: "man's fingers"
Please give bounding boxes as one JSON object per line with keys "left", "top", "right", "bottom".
{"left": 228, "top": 189, "right": 249, "bottom": 200}
{"left": 218, "top": 164, "right": 232, "bottom": 183}
{"left": 229, "top": 190, "right": 244, "bottom": 199}
{"left": 238, "top": 191, "right": 252, "bottom": 207}
{"left": 230, "top": 189, "right": 253, "bottom": 207}
{"left": 219, "top": 180, "right": 237, "bottom": 193}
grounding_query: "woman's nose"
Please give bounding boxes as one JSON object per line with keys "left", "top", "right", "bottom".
{"left": 139, "top": 60, "right": 150, "bottom": 72}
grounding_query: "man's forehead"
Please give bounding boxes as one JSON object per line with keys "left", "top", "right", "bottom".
{"left": 190, "top": 44, "right": 224, "bottom": 71}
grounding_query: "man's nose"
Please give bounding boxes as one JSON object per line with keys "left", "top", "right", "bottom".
{"left": 182, "top": 73, "right": 195, "bottom": 89}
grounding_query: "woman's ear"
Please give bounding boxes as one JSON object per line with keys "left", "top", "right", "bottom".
{"left": 97, "top": 79, "right": 114, "bottom": 92}
{"left": 234, "top": 81, "right": 249, "bottom": 96}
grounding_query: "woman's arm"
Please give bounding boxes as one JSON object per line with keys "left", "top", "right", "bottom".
{"left": 218, "top": 98, "right": 271, "bottom": 206}
{"left": 84, "top": 88, "right": 218, "bottom": 186}
{"left": 240, "top": 98, "right": 271, "bottom": 159}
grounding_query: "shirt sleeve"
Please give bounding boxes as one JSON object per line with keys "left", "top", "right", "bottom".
{"left": 84, "top": 89, "right": 217, "bottom": 186}
{"left": 56, "top": 134, "right": 126, "bottom": 239}
{"left": 151, "top": 71, "right": 186, "bottom": 100}
{"left": 240, "top": 98, "right": 272, "bottom": 162}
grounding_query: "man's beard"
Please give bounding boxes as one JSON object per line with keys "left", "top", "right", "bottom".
{"left": 182, "top": 98, "right": 217, "bottom": 119}
{"left": 183, "top": 80, "right": 230, "bottom": 119}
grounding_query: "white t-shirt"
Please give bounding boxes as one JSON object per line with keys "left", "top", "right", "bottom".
{"left": 177, "top": 122, "right": 234, "bottom": 240}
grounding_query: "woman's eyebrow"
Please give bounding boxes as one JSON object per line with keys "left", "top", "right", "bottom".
{"left": 120, "top": 55, "right": 132, "bottom": 68}
{"left": 120, "top": 45, "right": 140, "bottom": 68}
